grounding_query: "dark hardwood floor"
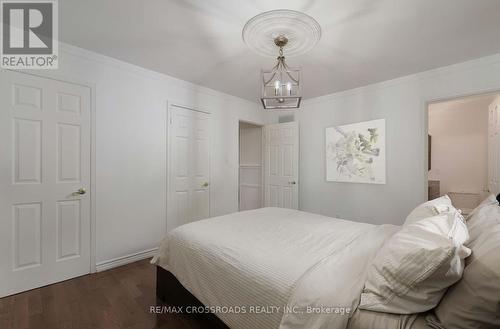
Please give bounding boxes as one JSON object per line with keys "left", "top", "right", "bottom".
{"left": 0, "top": 259, "right": 216, "bottom": 329}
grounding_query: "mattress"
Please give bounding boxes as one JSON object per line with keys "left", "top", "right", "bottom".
{"left": 152, "top": 207, "right": 401, "bottom": 329}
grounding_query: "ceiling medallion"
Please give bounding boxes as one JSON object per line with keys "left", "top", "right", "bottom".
{"left": 242, "top": 10, "right": 321, "bottom": 109}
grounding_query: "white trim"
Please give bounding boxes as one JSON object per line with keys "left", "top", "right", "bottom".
{"left": 166, "top": 101, "right": 171, "bottom": 232}
{"left": 95, "top": 248, "right": 158, "bottom": 273}
{"left": 239, "top": 164, "right": 262, "bottom": 168}
{"left": 58, "top": 43, "right": 258, "bottom": 109}
{"left": 302, "top": 52, "right": 500, "bottom": 107}
{"left": 169, "top": 99, "right": 211, "bottom": 115}
{"left": 165, "top": 100, "right": 169, "bottom": 233}
{"left": 240, "top": 183, "right": 262, "bottom": 188}
{"left": 90, "top": 82, "right": 97, "bottom": 273}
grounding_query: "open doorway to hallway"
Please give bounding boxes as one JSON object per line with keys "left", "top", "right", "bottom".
{"left": 238, "top": 122, "right": 264, "bottom": 211}
{"left": 427, "top": 92, "right": 500, "bottom": 215}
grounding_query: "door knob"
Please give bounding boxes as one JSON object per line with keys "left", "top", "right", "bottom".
{"left": 76, "top": 188, "right": 86, "bottom": 195}
{"left": 289, "top": 181, "right": 296, "bottom": 185}
{"left": 202, "top": 182, "right": 209, "bottom": 187}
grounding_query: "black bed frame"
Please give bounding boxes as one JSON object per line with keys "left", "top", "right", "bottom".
{"left": 156, "top": 266, "right": 229, "bottom": 329}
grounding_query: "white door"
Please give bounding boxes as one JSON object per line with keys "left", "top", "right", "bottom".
{"left": 168, "top": 104, "right": 210, "bottom": 231}
{"left": 264, "top": 121, "right": 299, "bottom": 209}
{"left": 488, "top": 98, "right": 500, "bottom": 195}
{"left": 0, "top": 71, "right": 91, "bottom": 297}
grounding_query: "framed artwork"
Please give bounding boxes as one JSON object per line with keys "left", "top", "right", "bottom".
{"left": 326, "top": 119, "right": 386, "bottom": 184}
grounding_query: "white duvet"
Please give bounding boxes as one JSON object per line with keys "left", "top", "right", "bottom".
{"left": 152, "top": 207, "right": 399, "bottom": 329}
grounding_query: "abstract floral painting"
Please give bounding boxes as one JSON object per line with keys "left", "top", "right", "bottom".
{"left": 326, "top": 119, "right": 386, "bottom": 184}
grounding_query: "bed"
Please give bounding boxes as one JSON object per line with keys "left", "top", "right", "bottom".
{"left": 152, "top": 207, "right": 429, "bottom": 329}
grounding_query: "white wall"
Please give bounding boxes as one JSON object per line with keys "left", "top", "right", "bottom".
{"left": 267, "top": 53, "right": 500, "bottom": 225}
{"left": 428, "top": 97, "right": 490, "bottom": 196}
{"left": 240, "top": 123, "right": 262, "bottom": 165}
{"left": 24, "top": 44, "right": 265, "bottom": 266}
{"left": 14, "top": 43, "right": 500, "bottom": 264}
{"left": 239, "top": 123, "right": 263, "bottom": 210}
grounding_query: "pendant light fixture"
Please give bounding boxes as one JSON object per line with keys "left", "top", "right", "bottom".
{"left": 242, "top": 10, "right": 321, "bottom": 110}
{"left": 260, "top": 35, "right": 301, "bottom": 109}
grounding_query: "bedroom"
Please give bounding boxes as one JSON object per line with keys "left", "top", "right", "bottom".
{"left": 0, "top": 0, "right": 499, "bottom": 328}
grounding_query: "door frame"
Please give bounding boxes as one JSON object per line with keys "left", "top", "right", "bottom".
{"left": 4, "top": 69, "right": 98, "bottom": 273}
{"left": 166, "top": 100, "right": 211, "bottom": 232}
{"left": 423, "top": 88, "right": 500, "bottom": 202}
{"left": 237, "top": 120, "right": 265, "bottom": 210}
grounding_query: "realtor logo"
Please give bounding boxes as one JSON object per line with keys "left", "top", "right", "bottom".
{"left": 1, "top": 0, "right": 58, "bottom": 69}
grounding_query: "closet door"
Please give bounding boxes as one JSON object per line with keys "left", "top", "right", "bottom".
{"left": 0, "top": 71, "right": 91, "bottom": 297}
{"left": 264, "top": 121, "right": 299, "bottom": 209}
{"left": 168, "top": 104, "right": 210, "bottom": 231}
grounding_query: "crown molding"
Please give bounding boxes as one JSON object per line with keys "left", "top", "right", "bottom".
{"left": 58, "top": 42, "right": 260, "bottom": 109}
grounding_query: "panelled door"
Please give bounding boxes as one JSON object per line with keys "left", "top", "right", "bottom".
{"left": 0, "top": 71, "right": 91, "bottom": 297}
{"left": 264, "top": 121, "right": 299, "bottom": 209}
{"left": 168, "top": 105, "right": 210, "bottom": 231}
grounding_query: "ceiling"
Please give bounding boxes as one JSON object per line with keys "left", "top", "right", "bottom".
{"left": 60, "top": 0, "right": 500, "bottom": 102}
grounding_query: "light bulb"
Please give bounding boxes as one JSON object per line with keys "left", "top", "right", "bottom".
{"left": 286, "top": 82, "right": 292, "bottom": 96}
{"left": 274, "top": 80, "right": 281, "bottom": 96}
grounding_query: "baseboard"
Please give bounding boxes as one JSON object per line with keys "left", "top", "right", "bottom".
{"left": 95, "top": 247, "right": 158, "bottom": 272}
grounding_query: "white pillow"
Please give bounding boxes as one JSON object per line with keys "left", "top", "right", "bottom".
{"left": 359, "top": 209, "right": 471, "bottom": 314}
{"left": 404, "top": 195, "right": 453, "bottom": 226}
{"left": 434, "top": 197, "right": 500, "bottom": 328}
{"left": 465, "top": 193, "right": 498, "bottom": 220}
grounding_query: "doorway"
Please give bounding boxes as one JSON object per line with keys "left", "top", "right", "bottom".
{"left": 427, "top": 92, "right": 500, "bottom": 215}
{"left": 238, "top": 122, "right": 263, "bottom": 211}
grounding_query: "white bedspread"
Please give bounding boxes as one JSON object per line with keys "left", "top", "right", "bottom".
{"left": 152, "top": 207, "right": 399, "bottom": 329}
